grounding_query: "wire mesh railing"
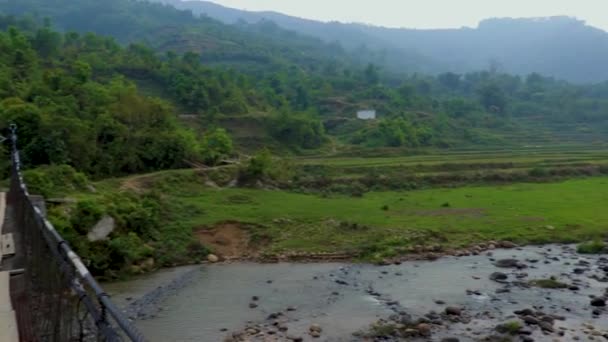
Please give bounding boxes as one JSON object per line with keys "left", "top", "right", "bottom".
{"left": 7, "top": 124, "right": 147, "bottom": 342}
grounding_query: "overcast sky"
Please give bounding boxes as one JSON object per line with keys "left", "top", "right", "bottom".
{"left": 207, "top": 0, "right": 608, "bottom": 31}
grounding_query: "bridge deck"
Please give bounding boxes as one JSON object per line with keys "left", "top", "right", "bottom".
{"left": 0, "top": 192, "right": 19, "bottom": 342}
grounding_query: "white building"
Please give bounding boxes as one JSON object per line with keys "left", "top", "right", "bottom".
{"left": 357, "top": 109, "right": 376, "bottom": 120}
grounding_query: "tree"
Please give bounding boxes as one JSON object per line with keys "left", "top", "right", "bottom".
{"left": 201, "top": 128, "right": 233, "bottom": 165}
{"left": 438, "top": 72, "right": 461, "bottom": 90}
{"left": 478, "top": 83, "right": 507, "bottom": 113}
{"left": 364, "top": 63, "right": 380, "bottom": 85}
{"left": 270, "top": 112, "right": 326, "bottom": 149}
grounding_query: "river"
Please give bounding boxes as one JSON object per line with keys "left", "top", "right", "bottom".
{"left": 106, "top": 245, "right": 608, "bottom": 341}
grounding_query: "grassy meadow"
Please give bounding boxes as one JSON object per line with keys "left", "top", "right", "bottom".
{"left": 169, "top": 177, "right": 608, "bottom": 254}
{"left": 44, "top": 145, "right": 608, "bottom": 269}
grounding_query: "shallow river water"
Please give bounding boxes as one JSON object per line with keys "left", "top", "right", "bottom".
{"left": 106, "top": 245, "right": 608, "bottom": 341}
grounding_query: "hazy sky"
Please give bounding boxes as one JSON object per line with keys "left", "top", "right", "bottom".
{"left": 207, "top": 0, "right": 608, "bottom": 31}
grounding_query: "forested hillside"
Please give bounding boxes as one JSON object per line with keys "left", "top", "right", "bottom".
{"left": 2, "top": 4, "right": 608, "bottom": 165}
{"left": 166, "top": 0, "right": 608, "bottom": 83}
{"left": 0, "top": 0, "right": 380, "bottom": 73}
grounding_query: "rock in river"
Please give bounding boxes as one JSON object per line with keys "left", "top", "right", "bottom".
{"left": 490, "top": 272, "right": 508, "bottom": 282}
{"left": 207, "top": 254, "right": 219, "bottom": 263}
{"left": 591, "top": 298, "right": 606, "bottom": 307}
{"left": 494, "top": 259, "right": 524, "bottom": 268}
{"left": 417, "top": 323, "right": 431, "bottom": 337}
{"left": 445, "top": 306, "right": 462, "bottom": 316}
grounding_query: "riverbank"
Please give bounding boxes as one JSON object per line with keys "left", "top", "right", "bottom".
{"left": 42, "top": 165, "right": 608, "bottom": 279}
{"left": 107, "top": 244, "right": 608, "bottom": 342}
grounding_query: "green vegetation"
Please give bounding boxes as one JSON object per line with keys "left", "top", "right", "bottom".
{"left": 48, "top": 171, "right": 608, "bottom": 272}
{"left": 529, "top": 278, "right": 569, "bottom": 289}
{"left": 37, "top": 168, "right": 209, "bottom": 279}
{"left": 2, "top": 0, "right": 608, "bottom": 278}
{"left": 496, "top": 321, "right": 523, "bottom": 335}
{"left": 577, "top": 240, "right": 607, "bottom": 254}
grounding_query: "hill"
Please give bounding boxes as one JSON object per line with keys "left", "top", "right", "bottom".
{"left": 165, "top": 0, "right": 608, "bottom": 83}
{"left": 0, "top": 0, "right": 362, "bottom": 73}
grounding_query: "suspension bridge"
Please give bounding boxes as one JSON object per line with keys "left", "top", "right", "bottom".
{"left": 0, "top": 126, "right": 147, "bottom": 342}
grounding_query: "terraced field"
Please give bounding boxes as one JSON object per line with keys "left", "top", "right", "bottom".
{"left": 295, "top": 144, "right": 608, "bottom": 179}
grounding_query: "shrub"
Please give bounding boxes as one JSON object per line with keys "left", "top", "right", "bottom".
{"left": 23, "top": 164, "right": 89, "bottom": 197}
{"left": 200, "top": 128, "right": 233, "bottom": 165}
{"left": 529, "top": 278, "right": 569, "bottom": 289}
{"left": 528, "top": 167, "right": 549, "bottom": 178}
{"left": 239, "top": 149, "right": 273, "bottom": 182}
{"left": 70, "top": 200, "right": 105, "bottom": 234}
{"left": 269, "top": 112, "right": 326, "bottom": 149}
{"left": 495, "top": 321, "right": 522, "bottom": 335}
{"left": 577, "top": 240, "right": 607, "bottom": 254}
{"left": 108, "top": 232, "right": 154, "bottom": 265}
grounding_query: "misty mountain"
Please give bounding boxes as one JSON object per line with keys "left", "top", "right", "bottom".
{"left": 161, "top": 0, "right": 608, "bottom": 83}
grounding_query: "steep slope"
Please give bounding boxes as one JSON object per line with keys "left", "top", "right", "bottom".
{"left": 0, "top": 0, "right": 357, "bottom": 72}
{"left": 162, "top": 1, "right": 608, "bottom": 83}
{"left": 363, "top": 17, "right": 608, "bottom": 83}
{"left": 150, "top": 0, "right": 443, "bottom": 73}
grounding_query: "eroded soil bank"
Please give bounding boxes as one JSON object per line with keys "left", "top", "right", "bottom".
{"left": 107, "top": 244, "right": 608, "bottom": 342}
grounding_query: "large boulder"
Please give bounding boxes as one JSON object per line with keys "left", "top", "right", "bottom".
{"left": 490, "top": 272, "right": 509, "bottom": 282}
{"left": 207, "top": 254, "right": 219, "bottom": 263}
{"left": 591, "top": 298, "right": 606, "bottom": 307}
{"left": 87, "top": 215, "right": 115, "bottom": 242}
{"left": 494, "top": 259, "right": 525, "bottom": 269}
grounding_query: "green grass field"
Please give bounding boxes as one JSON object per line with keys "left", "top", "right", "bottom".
{"left": 177, "top": 177, "right": 608, "bottom": 253}
{"left": 82, "top": 170, "right": 608, "bottom": 259}
{"left": 51, "top": 145, "right": 608, "bottom": 263}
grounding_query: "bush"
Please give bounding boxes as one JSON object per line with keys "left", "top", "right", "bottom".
{"left": 269, "top": 112, "right": 326, "bottom": 149}
{"left": 200, "top": 128, "right": 233, "bottom": 165}
{"left": 108, "top": 232, "right": 154, "bottom": 264}
{"left": 239, "top": 149, "right": 273, "bottom": 183}
{"left": 70, "top": 200, "right": 105, "bottom": 235}
{"left": 529, "top": 278, "right": 569, "bottom": 289}
{"left": 23, "top": 164, "right": 89, "bottom": 197}
{"left": 528, "top": 167, "right": 549, "bottom": 178}
{"left": 495, "top": 321, "right": 522, "bottom": 335}
{"left": 238, "top": 149, "right": 294, "bottom": 184}
{"left": 577, "top": 240, "right": 607, "bottom": 254}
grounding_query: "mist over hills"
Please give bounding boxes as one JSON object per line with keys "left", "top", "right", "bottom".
{"left": 159, "top": 0, "right": 608, "bottom": 83}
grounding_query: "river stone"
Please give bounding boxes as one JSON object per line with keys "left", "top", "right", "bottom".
{"left": 445, "top": 306, "right": 462, "bottom": 316}
{"left": 309, "top": 324, "right": 322, "bottom": 333}
{"left": 417, "top": 323, "right": 431, "bottom": 337}
{"left": 87, "top": 215, "right": 115, "bottom": 242}
{"left": 207, "top": 254, "right": 219, "bottom": 263}
{"left": 590, "top": 298, "right": 606, "bottom": 307}
{"left": 499, "top": 241, "right": 518, "bottom": 248}
{"left": 515, "top": 308, "right": 535, "bottom": 316}
{"left": 540, "top": 321, "right": 555, "bottom": 332}
{"left": 522, "top": 315, "right": 540, "bottom": 325}
{"left": 490, "top": 272, "right": 508, "bottom": 282}
{"left": 495, "top": 259, "right": 522, "bottom": 268}
{"left": 441, "top": 338, "right": 460, "bottom": 342}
